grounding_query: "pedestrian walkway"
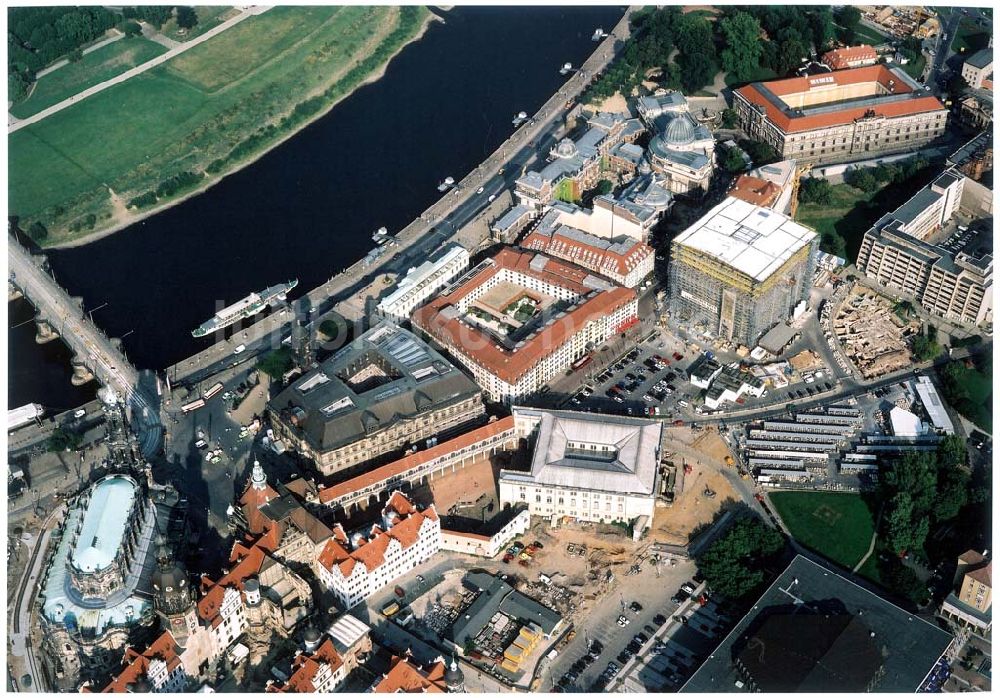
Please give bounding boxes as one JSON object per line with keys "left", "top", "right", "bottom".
{"left": 9, "top": 6, "right": 270, "bottom": 134}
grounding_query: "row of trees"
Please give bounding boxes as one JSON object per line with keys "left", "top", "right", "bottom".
{"left": 8, "top": 6, "right": 198, "bottom": 102}
{"left": 844, "top": 157, "right": 930, "bottom": 192}
{"left": 696, "top": 516, "right": 786, "bottom": 602}
{"left": 882, "top": 436, "right": 977, "bottom": 557}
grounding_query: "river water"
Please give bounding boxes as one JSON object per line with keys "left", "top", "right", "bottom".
{"left": 8, "top": 6, "right": 625, "bottom": 410}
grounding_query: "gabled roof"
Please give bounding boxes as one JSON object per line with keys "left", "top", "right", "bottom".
{"left": 267, "top": 638, "right": 344, "bottom": 693}
{"left": 197, "top": 542, "right": 266, "bottom": 624}
{"left": 821, "top": 44, "right": 877, "bottom": 70}
{"left": 101, "top": 631, "right": 182, "bottom": 692}
{"left": 318, "top": 493, "right": 437, "bottom": 577}
{"left": 372, "top": 656, "right": 447, "bottom": 693}
{"left": 967, "top": 561, "right": 992, "bottom": 588}
{"left": 729, "top": 174, "right": 782, "bottom": 208}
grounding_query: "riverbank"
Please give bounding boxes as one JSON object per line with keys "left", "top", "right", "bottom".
{"left": 12, "top": 6, "right": 437, "bottom": 249}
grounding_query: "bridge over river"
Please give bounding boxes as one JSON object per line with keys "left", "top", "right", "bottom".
{"left": 9, "top": 235, "right": 163, "bottom": 457}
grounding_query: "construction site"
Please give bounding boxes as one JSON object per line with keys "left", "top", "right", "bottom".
{"left": 831, "top": 286, "right": 919, "bottom": 379}
{"left": 667, "top": 198, "right": 819, "bottom": 348}
{"left": 858, "top": 5, "right": 940, "bottom": 39}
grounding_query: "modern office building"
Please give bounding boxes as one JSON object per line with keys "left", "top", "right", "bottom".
{"left": 667, "top": 197, "right": 819, "bottom": 346}
{"left": 316, "top": 492, "right": 440, "bottom": 609}
{"left": 733, "top": 65, "right": 948, "bottom": 164}
{"left": 682, "top": 555, "right": 954, "bottom": 693}
{"left": 498, "top": 407, "right": 662, "bottom": 528}
{"left": 412, "top": 248, "right": 638, "bottom": 403}
{"left": 962, "top": 49, "right": 993, "bottom": 89}
{"left": 520, "top": 201, "right": 655, "bottom": 287}
{"left": 269, "top": 322, "right": 484, "bottom": 476}
{"left": 856, "top": 169, "right": 992, "bottom": 327}
{"left": 376, "top": 245, "right": 470, "bottom": 322}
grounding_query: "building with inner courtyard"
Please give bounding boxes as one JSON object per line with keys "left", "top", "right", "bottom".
{"left": 733, "top": 65, "right": 948, "bottom": 165}
{"left": 268, "top": 322, "right": 484, "bottom": 476}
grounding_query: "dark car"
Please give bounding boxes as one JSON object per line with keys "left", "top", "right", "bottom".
{"left": 653, "top": 613, "right": 667, "bottom": 625}
{"left": 617, "top": 650, "right": 631, "bottom": 664}
{"left": 629, "top": 601, "right": 643, "bottom": 613}
{"left": 645, "top": 624, "right": 657, "bottom": 635}
{"left": 635, "top": 632, "right": 648, "bottom": 644}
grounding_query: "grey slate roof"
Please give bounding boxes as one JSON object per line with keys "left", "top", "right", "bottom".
{"left": 449, "top": 571, "right": 562, "bottom": 649}
{"left": 966, "top": 48, "right": 993, "bottom": 69}
{"left": 270, "top": 322, "right": 480, "bottom": 454}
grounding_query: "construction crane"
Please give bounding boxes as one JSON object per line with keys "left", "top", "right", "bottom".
{"left": 789, "top": 162, "right": 813, "bottom": 219}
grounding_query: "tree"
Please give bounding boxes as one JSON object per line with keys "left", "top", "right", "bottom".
{"left": 8, "top": 71, "right": 30, "bottom": 103}
{"left": 933, "top": 468, "right": 970, "bottom": 522}
{"left": 721, "top": 147, "right": 747, "bottom": 173}
{"left": 175, "top": 6, "right": 199, "bottom": 30}
{"left": 696, "top": 517, "right": 785, "bottom": 600}
{"left": 117, "top": 20, "right": 142, "bottom": 36}
{"left": 27, "top": 221, "right": 48, "bottom": 241}
{"left": 720, "top": 108, "right": 739, "bottom": 129}
{"left": 777, "top": 36, "right": 809, "bottom": 75}
{"left": 808, "top": 8, "right": 836, "bottom": 52}
{"left": 67, "top": 48, "right": 84, "bottom": 63}
{"left": 885, "top": 492, "right": 929, "bottom": 555}
{"left": 834, "top": 6, "right": 862, "bottom": 33}
{"left": 912, "top": 325, "right": 942, "bottom": 362}
{"left": 884, "top": 451, "right": 937, "bottom": 515}
{"left": 594, "top": 179, "right": 614, "bottom": 196}
{"left": 318, "top": 319, "right": 340, "bottom": 340}
{"left": 256, "top": 346, "right": 293, "bottom": 381}
{"left": 798, "top": 177, "right": 834, "bottom": 205}
{"left": 845, "top": 167, "right": 878, "bottom": 192}
{"left": 739, "top": 139, "right": 779, "bottom": 166}
{"left": 720, "top": 12, "right": 764, "bottom": 81}
{"left": 48, "top": 426, "right": 83, "bottom": 453}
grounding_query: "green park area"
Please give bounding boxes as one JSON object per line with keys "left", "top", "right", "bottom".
{"left": 770, "top": 491, "right": 879, "bottom": 570}
{"left": 9, "top": 5, "right": 429, "bottom": 246}
{"left": 9, "top": 37, "right": 168, "bottom": 119}
{"left": 795, "top": 158, "right": 937, "bottom": 259}
{"left": 951, "top": 17, "right": 991, "bottom": 55}
{"left": 938, "top": 359, "right": 992, "bottom": 432}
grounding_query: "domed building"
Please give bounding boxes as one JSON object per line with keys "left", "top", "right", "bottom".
{"left": 646, "top": 111, "right": 715, "bottom": 196}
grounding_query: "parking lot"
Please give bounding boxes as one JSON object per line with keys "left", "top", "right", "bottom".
{"left": 562, "top": 328, "right": 702, "bottom": 421}
{"left": 541, "top": 557, "right": 704, "bottom": 691}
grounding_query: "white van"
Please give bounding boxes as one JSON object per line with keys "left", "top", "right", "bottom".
{"left": 233, "top": 344, "right": 246, "bottom": 355}
{"left": 678, "top": 400, "right": 689, "bottom": 408}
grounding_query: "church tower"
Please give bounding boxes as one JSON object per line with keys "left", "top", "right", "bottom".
{"left": 150, "top": 536, "right": 198, "bottom": 647}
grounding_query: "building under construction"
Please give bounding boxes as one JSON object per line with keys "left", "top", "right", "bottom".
{"left": 667, "top": 197, "right": 819, "bottom": 347}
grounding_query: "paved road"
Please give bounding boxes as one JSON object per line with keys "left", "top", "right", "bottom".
{"left": 9, "top": 235, "right": 163, "bottom": 456}
{"left": 8, "top": 504, "right": 65, "bottom": 693}
{"left": 167, "top": 7, "right": 637, "bottom": 386}
{"left": 8, "top": 6, "right": 269, "bottom": 134}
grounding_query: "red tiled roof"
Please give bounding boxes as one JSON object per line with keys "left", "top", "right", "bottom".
{"left": 520, "top": 227, "right": 653, "bottom": 280}
{"left": 267, "top": 638, "right": 344, "bottom": 693}
{"left": 412, "top": 249, "right": 636, "bottom": 385}
{"left": 736, "top": 65, "right": 945, "bottom": 134}
{"left": 372, "top": 656, "right": 447, "bottom": 693}
{"left": 240, "top": 480, "right": 279, "bottom": 535}
{"left": 729, "top": 174, "right": 782, "bottom": 208}
{"left": 821, "top": 45, "right": 877, "bottom": 70}
{"left": 197, "top": 542, "right": 266, "bottom": 623}
{"left": 319, "top": 417, "right": 515, "bottom": 504}
{"left": 317, "top": 493, "right": 437, "bottom": 576}
{"left": 102, "top": 631, "right": 182, "bottom": 692}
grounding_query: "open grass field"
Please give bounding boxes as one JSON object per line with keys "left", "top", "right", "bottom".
{"left": 901, "top": 53, "right": 927, "bottom": 81}
{"left": 9, "top": 37, "right": 168, "bottom": 119}
{"left": 941, "top": 361, "right": 992, "bottom": 432}
{"left": 9, "top": 5, "right": 430, "bottom": 246}
{"left": 770, "top": 491, "right": 879, "bottom": 570}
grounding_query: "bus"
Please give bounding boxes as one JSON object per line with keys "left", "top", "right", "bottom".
{"left": 181, "top": 398, "right": 206, "bottom": 414}
{"left": 571, "top": 355, "right": 593, "bottom": 371}
{"left": 203, "top": 382, "right": 224, "bottom": 400}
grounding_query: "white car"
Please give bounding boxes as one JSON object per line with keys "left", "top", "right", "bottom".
{"left": 617, "top": 615, "right": 630, "bottom": 627}
{"left": 476, "top": 186, "right": 485, "bottom": 194}
{"left": 488, "top": 194, "right": 496, "bottom": 203}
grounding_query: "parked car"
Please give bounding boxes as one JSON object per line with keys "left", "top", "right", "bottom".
{"left": 630, "top": 601, "right": 643, "bottom": 613}
{"left": 617, "top": 615, "right": 630, "bottom": 627}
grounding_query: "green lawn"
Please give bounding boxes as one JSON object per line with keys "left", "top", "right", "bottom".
{"left": 9, "top": 6, "right": 429, "bottom": 245}
{"left": 770, "top": 491, "right": 879, "bottom": 570}
{"left": 901, "top": 53, "right": 927, "bottom": 81}
{"left": 836, "top": 22, "right": 890, "bottom": 47}
{"left": 795, "top": 182, "right": 879, "bottom": 258}
{"left": 951, "top": 17, "right": 991, "bottom": 55}
{"left": 9, "top": 37, "right": 168, "bottom": 119}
